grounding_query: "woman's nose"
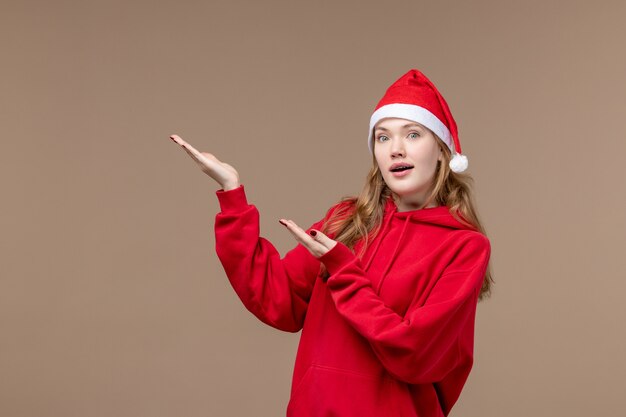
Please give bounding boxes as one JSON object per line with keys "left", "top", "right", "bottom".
{"left": 390, "top": 139, "right": 405, "bottom": 157}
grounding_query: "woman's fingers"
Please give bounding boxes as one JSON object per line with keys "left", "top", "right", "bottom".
{"left": 309, "top": 229, "right": 337, "bottom": 252}
{"left": 169, "top": 134, "right": 185, "bottom": 146}
{"left": 281, "top": 219, "right": 312, "bottom": 243}
{"left": 168, "top": 134, "right": 240, "bottom": 187}
{"left": 279, "top": 219, "right": 328, "bottom": 257}
{"left": 170, "top": 135, "right": 213, "bottom": 167}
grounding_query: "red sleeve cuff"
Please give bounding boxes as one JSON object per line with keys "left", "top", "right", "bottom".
{"left": 215, "top": 184, "right": 249, "bottom": 213}
{"left": 317, "top": 241, "right": 356, "bottom": 275}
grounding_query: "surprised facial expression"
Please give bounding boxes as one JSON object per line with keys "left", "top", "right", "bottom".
{"left": 373, "top": 118, "right": 443, "bottom": 205}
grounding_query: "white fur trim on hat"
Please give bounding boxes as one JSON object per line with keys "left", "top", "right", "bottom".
{"left": 368, "top": 103, "right": 453, "bottom": 154}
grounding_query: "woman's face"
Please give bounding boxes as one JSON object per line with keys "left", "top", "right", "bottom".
{"left": 373, "top": 117, "right": 443, "bottom": 210}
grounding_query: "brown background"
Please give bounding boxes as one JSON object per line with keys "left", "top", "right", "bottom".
{"left": 2, "top": 0, "right": 625, "bottom": 416}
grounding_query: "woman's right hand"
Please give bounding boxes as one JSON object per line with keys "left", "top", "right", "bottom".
{"left": 169, "top": 134, "right": 240, "bottom": 191}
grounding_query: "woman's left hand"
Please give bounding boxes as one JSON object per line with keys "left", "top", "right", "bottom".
{"left": 279, "top": 218, "right": 337, "bottom": 258}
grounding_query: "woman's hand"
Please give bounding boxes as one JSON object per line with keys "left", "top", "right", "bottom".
{"left": 169, "top": 134, "right": 240, "bottom": 190}
{"left": 279, "top": 219, "right": 337, "bottom": 259}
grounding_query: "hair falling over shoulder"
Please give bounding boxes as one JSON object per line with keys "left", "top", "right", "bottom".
{"left": 319, "top": 134, "right": 495, "bottom": 302}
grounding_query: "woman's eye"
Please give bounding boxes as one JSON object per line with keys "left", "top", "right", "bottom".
{"left": 409, "top": 132, "right": 420, "bottom": 139}
{"left": 377, "top": 135, "right": 388, "bottom": 142}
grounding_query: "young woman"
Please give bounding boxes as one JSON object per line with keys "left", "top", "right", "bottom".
{"left": 169, "top": 68, "right": 494, "bottom": 417}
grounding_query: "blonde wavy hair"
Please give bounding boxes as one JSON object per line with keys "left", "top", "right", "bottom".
{"left": 319, "top": 132, "right": 494, "bottom": 301}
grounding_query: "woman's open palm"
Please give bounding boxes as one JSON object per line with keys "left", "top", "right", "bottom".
{"left": 169, "top": 134, "right": 240, "bottom": 190}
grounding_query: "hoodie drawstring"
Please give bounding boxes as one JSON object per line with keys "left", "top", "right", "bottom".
{"left": 362, "top": 208, "right": 394, "bottom": 272}
{"left": 357, "top": 200, "right": 412, "bottom": 296}
{"left": 374, "top": 215, "right": 410, "bottom": 295}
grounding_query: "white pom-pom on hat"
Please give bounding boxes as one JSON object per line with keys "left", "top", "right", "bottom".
{"left": 449, "top": 152, "right": 468, "bottom": 173}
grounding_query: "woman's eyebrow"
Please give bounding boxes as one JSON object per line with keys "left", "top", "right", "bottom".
{"left": 375, "top": 123, "right": 423, "bottom": 132}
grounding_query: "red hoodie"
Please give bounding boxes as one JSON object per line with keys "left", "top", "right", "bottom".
{"left": 214, "top": 184, "right": 491, "bottom": 417}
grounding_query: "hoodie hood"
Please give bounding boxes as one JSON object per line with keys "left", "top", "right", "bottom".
{"left": 384, "top": 194, "right": 472, "bottom": 229}
{"left": 358, "top": 194, "right": 477, "bottom": 281}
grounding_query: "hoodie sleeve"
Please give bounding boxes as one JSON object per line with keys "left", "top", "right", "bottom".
{"left": 214, "top": 184, "right": 334, "bottom": 333}
{"left": 318, "top": 233, "right": 491, "bottom": 384}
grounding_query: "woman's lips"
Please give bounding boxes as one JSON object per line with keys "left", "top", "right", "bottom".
{"left": 391, "top": 167, "right": 413, "bottom": 177}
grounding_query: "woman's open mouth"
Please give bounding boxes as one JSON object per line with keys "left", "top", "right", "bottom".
{"left": 390, "top": 166, "right": 414, "bottom": 177}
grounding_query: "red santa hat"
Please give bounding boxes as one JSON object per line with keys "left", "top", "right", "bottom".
{"left": 368, "top": 69, "right": 468, "bottom": 173}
